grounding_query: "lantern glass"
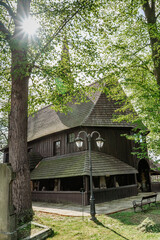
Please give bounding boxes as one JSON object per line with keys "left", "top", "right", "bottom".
{"left": 96, "top": 137, "right": 104, "bottom": 148}
{"left": 75, "top": 137, "right": 84, "bottom": 148}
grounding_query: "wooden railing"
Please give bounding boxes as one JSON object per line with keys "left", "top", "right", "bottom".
{"left": 32, "top": 184, "right": 138, "bottom": 205}
{"left": 93, "top": 184, "right": 138, "bottom": 203}
{"left": 32, "top": 191, "right": 88, "bottom": 205}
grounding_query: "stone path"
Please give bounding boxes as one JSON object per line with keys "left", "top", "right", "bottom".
{"left": 32, "top": 192, "right": 160, "bottom": 217}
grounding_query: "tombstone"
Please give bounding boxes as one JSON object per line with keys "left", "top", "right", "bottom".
{"left": 0, "top": 163, "right": 17, "bottom": 240}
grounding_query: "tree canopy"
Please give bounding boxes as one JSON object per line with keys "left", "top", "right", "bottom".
{"left": 0, "top": 0, "right": 104, "bottom": 222}
{"left": 96, "top": 0, "right": 160, "bottom": 156}
{"left": 0, "top": 0, "right": 103, "bottom": 113}
{"left": 0, "top": 0, "right": 160, "bottom": 222}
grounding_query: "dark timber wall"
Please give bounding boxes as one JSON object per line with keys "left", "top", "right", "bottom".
{"left": 32, "top": 184, "right": 138, "bottom": 205}
{"left": 28, "top": 126, "right": 137, "bottom": 169}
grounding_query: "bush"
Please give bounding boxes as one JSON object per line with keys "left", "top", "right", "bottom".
{"left": 137, "top": 217, "right": 160, "bottom": 233}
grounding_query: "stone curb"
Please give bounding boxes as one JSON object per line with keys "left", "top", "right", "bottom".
{"left": 18, "top": 221, "right": 53, "bottom": 240}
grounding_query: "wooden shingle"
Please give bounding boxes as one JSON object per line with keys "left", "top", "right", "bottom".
{"left": 30, "top": 151, "right": 137, "bottom": 180}
{"left": 28, "top": 90, "right": 133, "bottom": 142}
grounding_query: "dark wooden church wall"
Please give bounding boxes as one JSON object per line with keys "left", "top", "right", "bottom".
{"left": 28, "top": 126, "right": 137, "bottom": 169}
{"left": 28, "top": 127, "right": 84, "bottom": 157}
{"left": 82, "top": 126, "right": 136, "bottom": 168}
{"left": 104, "top": 128, "right": 134, "bottom": 166}
{"left": 28, "top": 131, "right": 65, "bottom": 157}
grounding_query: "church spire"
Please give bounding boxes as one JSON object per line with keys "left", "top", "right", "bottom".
{"left": 61, "top": 35, "right": 70, "bottom": 66}
{"left": 55, "top": 36, "right": 74, "bottom": 94}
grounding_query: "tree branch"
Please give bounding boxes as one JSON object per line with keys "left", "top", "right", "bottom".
{"left": 0, "top": 21, "right": 11, "bottom": 41}
{"left": 0, "top": 129, "right": 8, "bottom": 142}
{"left": 151, "top": 0, "right": 155, "bottom": 11}
{"left": 33, "top": 9, "right": 80, "bottom": 64}
{"left": 142, "top": 0, "right": 160, "bottom": 87}
{"left": 0, "top": 1, "right": 15, "bottom": 20}
{"left": 32, "top": 0, "right": 91, "bottom": 68}
{"left": 141, "top": 0, "right": 150, "bottom": 11}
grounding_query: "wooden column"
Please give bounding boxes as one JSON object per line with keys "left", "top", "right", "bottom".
{"left": 84, "top": 176, "right": 89, "bottom": 192}
{"left": 54, "top": 179, "right": 61, "bottom": 191}
{"left": 134, "top": 174, "right": 137, "bottom": 185}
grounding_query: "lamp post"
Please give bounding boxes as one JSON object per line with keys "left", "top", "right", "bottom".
{"left": 75, "top": 131, "right": 104, "bottom": 221}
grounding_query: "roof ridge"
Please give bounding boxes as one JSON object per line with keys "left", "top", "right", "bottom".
{"left": 29, "top": 82, "right": 100, "bottom": 118}
{"left": 81, "top": 91, "right": 102, "bottom": 125}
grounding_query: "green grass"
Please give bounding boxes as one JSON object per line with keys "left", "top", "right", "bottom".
{"left": 33, "top": 205, "right": 160, "bottom": 240}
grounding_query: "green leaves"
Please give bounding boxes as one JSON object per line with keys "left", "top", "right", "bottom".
{"left": 0, "top": 0, "right": 160, "bottom": 157}
{"left": 93, "top": 0, "right": 160, "bottom": 156}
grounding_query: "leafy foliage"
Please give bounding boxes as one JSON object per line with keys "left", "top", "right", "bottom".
{"left": 94, "top": 0, "right": 160, "bottom": 157}
{"left": 0, "top": 0, "right": 105, "bottom": 147}
{"left": 0, "top": 0, "right": 160, "bottom": 158}
{"left": 0, "top": 0, "right": 106, "bottom": 219}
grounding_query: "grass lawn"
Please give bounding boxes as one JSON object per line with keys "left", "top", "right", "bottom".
{"left": 33, "top": 206, "right": 160, "bottom": 240}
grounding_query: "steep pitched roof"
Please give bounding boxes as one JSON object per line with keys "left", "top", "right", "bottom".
{"left": 30, "top": 151, "right": 137, "bottom": 180}
{"left": 82, "top": 92, "right": 131, "bottom": 127}
{"left": 28, "top": 89, "right": 133, "bottom": 142}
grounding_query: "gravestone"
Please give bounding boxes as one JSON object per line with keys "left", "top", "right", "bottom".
{"left": 0, "top": 163, "right": 17, "bottom": 240}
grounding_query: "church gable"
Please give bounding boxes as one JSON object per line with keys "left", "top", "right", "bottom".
{"left": 82, "top": 92, "right": 133, "bottom": 128}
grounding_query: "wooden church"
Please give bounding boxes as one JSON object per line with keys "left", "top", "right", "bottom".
{"left": 27, "top": 84, "right": 151, "bottom": 205}
{"left": 3, "top": 39, "right": 152, "bottom": 205}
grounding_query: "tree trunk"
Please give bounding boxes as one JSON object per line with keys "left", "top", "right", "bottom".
{"left": 9, "top": 48, "right": 32, "bottom": 223}
{"left": 8, "top": 0, "right": 32, "bottom": 224}
{"left": 143, "top": 0, "right": 160, "bottom": 88}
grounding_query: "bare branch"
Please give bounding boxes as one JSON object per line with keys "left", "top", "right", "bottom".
{"left": 32, "top": 0, "right": 91, "bottom": 68}
{"left": 112, "top": 43, "right": 154, "bottom": 75}
{"left": 33, "top": 9, "right": 80, "bottom": 64}
{"left": 0, "top": 21, "right": 11, "bottom": 41}
{"left": 0, "top": 1, "right": 15, "bottom": 20}
{"left": 133, "top": 43, "right": 151, "bottom": 55}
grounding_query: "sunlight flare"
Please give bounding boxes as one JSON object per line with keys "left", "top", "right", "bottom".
{"left": 22, "top": 17, "right": 39, "bottom": 35}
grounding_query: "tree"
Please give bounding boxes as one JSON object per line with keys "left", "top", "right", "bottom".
{"left": 96, "top": 0, "right": 160, "bottom": 157}
{"left": 0, "top": 0, "right": 103, "bottom": 223}
{"left": 1, "top": 0, "right": 160, "bottom": 224}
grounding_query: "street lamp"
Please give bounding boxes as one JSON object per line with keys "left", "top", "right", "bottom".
{"left": 75, "top": 131, "right": 104, "bottom": 221}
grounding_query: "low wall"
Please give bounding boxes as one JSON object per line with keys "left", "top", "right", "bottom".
{"left": 32, "top": 191, "right": 88, "bottom": 205}
{"left": 93, "top": 184, "right": 138, "bottom": 203}
{"left": 32, "top": 184, "right": 138, "bottom": 205}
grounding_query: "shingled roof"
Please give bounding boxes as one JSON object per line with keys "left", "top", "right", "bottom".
{"left": 30, "top": 151, "right": 137, "bottom": 180}
{"left": 28, "top": 89, "right": 133, "bottom": 142}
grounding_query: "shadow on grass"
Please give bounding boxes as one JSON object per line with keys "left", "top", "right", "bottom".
{"left": 109, "top": 205, "right": 160, "bottom": 228}
{"left": 109, "top": 210, "right": 142, "bottom": 226}
{"left": 94, "top": 218, "right": 129, "bottom": 240}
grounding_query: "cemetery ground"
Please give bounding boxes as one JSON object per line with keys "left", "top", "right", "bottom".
{"left": 32, "top": 205, "right": 160, "bottom": 240}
